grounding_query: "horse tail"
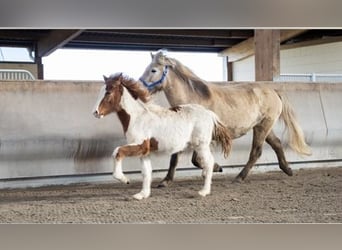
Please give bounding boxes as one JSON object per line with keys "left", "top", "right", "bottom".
{"left": 278, "top": 92, "right": 312, "bottom": 156}
{"left": 212, "top": 116, "right": 232, "bottom": 158}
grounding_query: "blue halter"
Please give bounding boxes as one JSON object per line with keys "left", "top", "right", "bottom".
{"left": 140, "top": 66, "right": 168, "bottom": 90}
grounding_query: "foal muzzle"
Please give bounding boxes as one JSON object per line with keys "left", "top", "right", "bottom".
{"left": 93, "top": 110, "right": 103, "bottom": 119}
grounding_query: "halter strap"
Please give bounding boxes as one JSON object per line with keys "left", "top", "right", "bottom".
{"left": 139, "top": 66, "right": 168, "bottom": 90}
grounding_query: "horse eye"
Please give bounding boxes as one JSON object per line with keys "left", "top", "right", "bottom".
{"left": 151, "top": 69, "right": 157, "bottom": 73}
{"left": 105, "top": 91, "right": 110, "bottom": 96}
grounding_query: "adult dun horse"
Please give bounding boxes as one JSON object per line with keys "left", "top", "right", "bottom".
{"left": 139, "top": 50, "right": 311, "bottom": 187}
{"left": 93, "top": 73, "right": 232, "bottom": 200}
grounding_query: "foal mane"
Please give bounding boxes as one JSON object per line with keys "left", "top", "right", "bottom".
{"left": 120, "top": 74, "right": 151, "bottom": 103}
{"left": 154, "top": 52, "right": 211, "bottom": 99}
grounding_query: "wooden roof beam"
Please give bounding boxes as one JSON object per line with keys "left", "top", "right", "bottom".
{"left": 37, "top": 29, "right": 84, "bottom": 57}
{"left": 219, "top": 29, "right": 307, "bottom": 62}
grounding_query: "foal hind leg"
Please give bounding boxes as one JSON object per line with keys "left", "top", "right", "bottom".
{"left": 234, "top": 119, "right": 274, "bottom": 183}
{"left": 158, "top": 153, "right": 179, "bottom": 188}
{"left": 195, "top": 146, "right": 214, "bottom": 197}
{"left": 192, "top": 151, "right": 223, "bottom": 173}
{"left": 158, "top": 150, "right": 222, "bottom": 188}
{"left": 266, "top": 130, "right": 293, "bottom": 176}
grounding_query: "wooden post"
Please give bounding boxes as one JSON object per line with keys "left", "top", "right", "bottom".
{"left": 254, "top": 29, "right": 280, "bottom": 81}
{"left": 227, "top": 61, "right": 233, "bottom": 81}
{"left": 36, "top": 56, "right": 44, "bottom": 80}
{"left": 223, "top": 56, "right": 233, "bottom": 81}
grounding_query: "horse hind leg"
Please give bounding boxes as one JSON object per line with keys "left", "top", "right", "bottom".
{"left": 157, "top": 153, "right": 179, "bottom": 188}
{"left": 192, "top": 151, "right": 223, "bottom": 172}
{"left": 266, "top": 130, "right": 293, "bottom": 176}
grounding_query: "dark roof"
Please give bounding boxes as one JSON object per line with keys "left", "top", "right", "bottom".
{"left": 0, "top": 29, "right": 341, "bottom": 57}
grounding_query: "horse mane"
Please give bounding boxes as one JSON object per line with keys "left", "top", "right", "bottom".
{"left": 154, "top": 52, "right": 211, "bottom": 99}
{"left": 109, "top": 73, "right": 151, "bottom": 103}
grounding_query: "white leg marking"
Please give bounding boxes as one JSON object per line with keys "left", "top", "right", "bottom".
{"left": 133, "top": 157, "right": 152, "bottom": 200}
{"left": 112, "top": 147, "right": 130, "bottom": 184}
{"left": 197, "top": 147, "right": 214, "bottom": 197}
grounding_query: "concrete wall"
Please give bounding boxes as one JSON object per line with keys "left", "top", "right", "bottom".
{"left": 232, "top": 41, "right": 342, "bottom": 81}
{"left": 0, "top": 80, "right": 341, "bottom": 188}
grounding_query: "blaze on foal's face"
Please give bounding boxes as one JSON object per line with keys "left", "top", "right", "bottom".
{"left": 94, "top": 75, "right": 124, "bottom": 118}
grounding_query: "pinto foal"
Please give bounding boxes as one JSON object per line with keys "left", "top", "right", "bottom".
{"left": 93, "top": 73, "right": 231, "bottom": 200}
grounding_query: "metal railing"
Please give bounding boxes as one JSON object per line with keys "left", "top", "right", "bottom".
{"left": 0, "top": 69, "right": 35, "bottom": 80}
{"left": 275, "top": 73, "right": 342, "bottom": 82}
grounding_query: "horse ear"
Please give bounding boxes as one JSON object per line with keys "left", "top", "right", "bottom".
{"left": 103, "top": 75, "right": 108, "bottom": 82}
{"left": 150, "top": 52, "right": 155, "bottom": 59}
{"left": 164, "top": 57, "right": 176, "bottom": 67}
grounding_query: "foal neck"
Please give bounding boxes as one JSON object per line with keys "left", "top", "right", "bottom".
{"left": 120, "top": 86, "right": 148, "bottom": 116}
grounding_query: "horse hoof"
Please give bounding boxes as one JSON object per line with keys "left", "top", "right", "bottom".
{"left": 232, "top": 177, "right": 243, "bottom": 184}
{"left": 284, "top": 168, "right": 293, "bottom": 176}
{"left": 157, "top": 180, "right": 172, "bottom": 188}
{"left": 213, "top": 164, "right": 223, "bottom": 172}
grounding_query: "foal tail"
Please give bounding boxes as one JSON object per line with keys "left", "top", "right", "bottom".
{"left": 212, "top": 117, "right": 232, "bottom": 158}
{"left": 278, "top": 92, "right": 312, "bottom": 156}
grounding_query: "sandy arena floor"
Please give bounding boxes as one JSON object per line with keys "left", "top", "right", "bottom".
{"left": 0, "top": 166, "right": 341, "bottom": 223}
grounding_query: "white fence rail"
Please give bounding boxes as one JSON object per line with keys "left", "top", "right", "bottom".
{"left": 0, "top": 69, "right": 35, "bottom": 80}
{"left": 276, "top": 73, "right": 342, "bottom": 82}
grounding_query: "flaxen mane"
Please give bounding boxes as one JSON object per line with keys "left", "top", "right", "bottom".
{"left": 155, "top": 53, "right": 211, "bottom": 99}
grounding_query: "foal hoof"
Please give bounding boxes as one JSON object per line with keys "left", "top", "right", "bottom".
{"left": 113, "top": 174, "right": 130, "bottom": 184}
{"left": 133, "top": 191, "right": 150, "bottom": 200}
{"left": 198, "top": 189, "right": 210, "bottom": 197}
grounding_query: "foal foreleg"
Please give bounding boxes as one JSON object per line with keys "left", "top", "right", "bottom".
{"left": 133, "top": 157, "right": 152, "bottom": 200}
{"left": 112, "top": 139, "right": 151, "bottom": 184}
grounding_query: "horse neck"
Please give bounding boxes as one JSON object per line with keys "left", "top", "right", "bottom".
{"left": 163, "top": 71, "right": 194, "bottom": 106}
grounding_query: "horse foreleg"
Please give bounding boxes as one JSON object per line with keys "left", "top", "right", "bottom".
{"left": 112, "top": 139, "right": 152, "bottom": 184}
{"left": 157, "top": 153, "right": 179, "bottom": 188}
{"left": 234, "top": 120, "right": 273, "bottom": 183}
{"left": 133, "top": 157, "right": 152, "bottom": 200}
{"left": 266, "top": 130, "right": 293, "bottom": 176}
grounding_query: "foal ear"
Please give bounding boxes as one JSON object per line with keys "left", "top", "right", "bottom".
{"left": 118, "top": 72, "right": 123, "bottom": 80}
